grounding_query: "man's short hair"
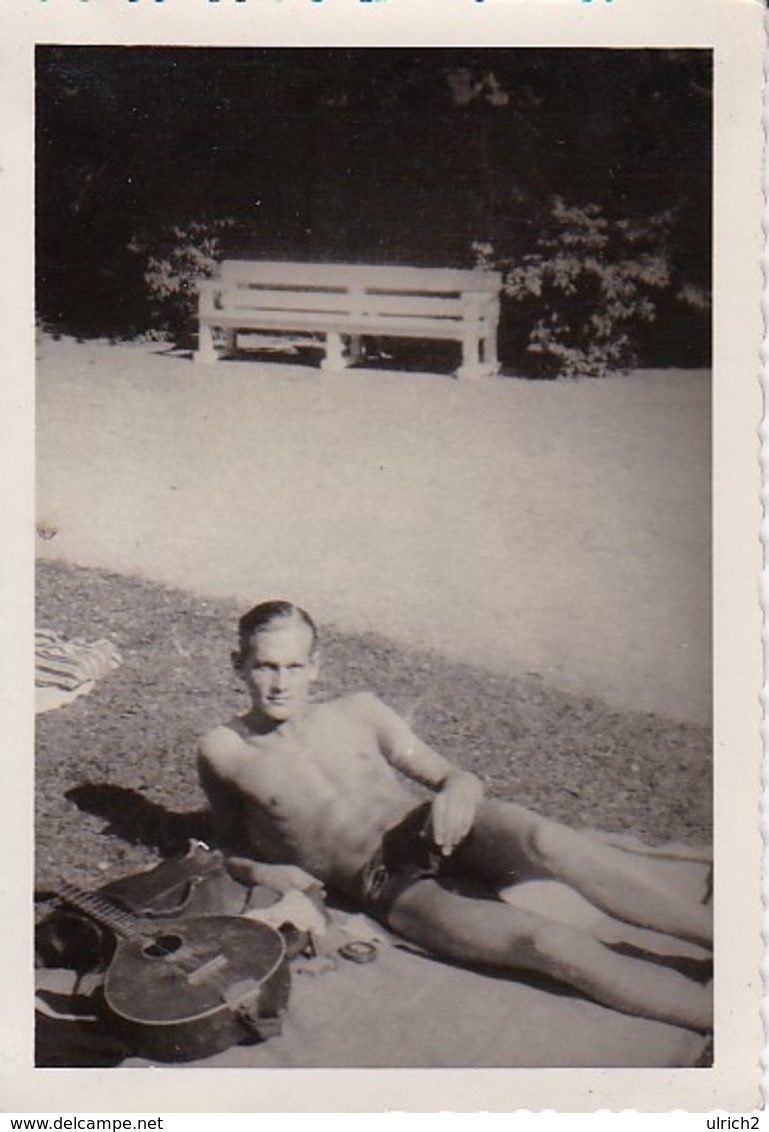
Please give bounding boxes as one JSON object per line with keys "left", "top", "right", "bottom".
{"left": 236, "top": 600, "right": 318, "bottom": 662}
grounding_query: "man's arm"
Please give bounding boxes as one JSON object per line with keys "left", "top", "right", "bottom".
{"left": 197, "top": 730, "right": 250, "bottom": 855}
{"left": 197, "top": 729, "right": 321, "bottom": 894}
{"left": 358, "top": 693, "right": 484, "bottom": 855}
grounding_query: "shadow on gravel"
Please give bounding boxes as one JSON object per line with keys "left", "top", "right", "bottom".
{"left": 66, "top": 782, "right": 211, "bottom": 857}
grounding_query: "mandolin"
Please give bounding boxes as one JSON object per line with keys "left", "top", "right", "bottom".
{"left": 54, "top": 882, "right": 290, "bottom": 1063}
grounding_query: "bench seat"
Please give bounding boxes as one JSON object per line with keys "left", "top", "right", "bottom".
{"left": 195, "top": 261, "right": 501, "bottom": 379}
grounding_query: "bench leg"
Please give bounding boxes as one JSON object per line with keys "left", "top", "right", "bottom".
{"left": 223, "top": 328, "right": 237, "bottom": 357}
{"left": 457, "top": 332, "right": 499, "bottom": 380}
{"left": 194, "top": 321, "right": 218, "bottom": 364}
{"left": 456, "top": 335, "right": 485, "bottom": 380}
{"left": 348, "top": 334, "right": 363, "bottom": 366}
{"left": 321, "top": 332, "right": 348, "bottom": 372}
{"left": 483, "top": 331, "right": 500, "bottom": 376}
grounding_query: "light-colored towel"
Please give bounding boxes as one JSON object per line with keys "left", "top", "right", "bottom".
{"left": 35, "top": 629, "right": 121, "bottom": 713}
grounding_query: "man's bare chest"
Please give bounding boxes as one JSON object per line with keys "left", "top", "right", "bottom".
{"left": 229, "top": 710, "right": 392, "bottom": 811}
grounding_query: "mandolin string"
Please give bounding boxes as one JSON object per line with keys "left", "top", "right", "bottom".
{"left": 57, "top": 883, "right": 281, "bottom": 985}
{"left": 59, "top": 884, "right": 223, "bottom": 972}
{"left": 58, "top": 883, "right": 145, "bottom": 942}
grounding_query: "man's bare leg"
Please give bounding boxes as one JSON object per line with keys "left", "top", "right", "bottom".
{"left": 451, "top": 801, "right": 712, "bottom": 947}
{"left": 388, "top": 879, "right": 712, "bottom": 1032}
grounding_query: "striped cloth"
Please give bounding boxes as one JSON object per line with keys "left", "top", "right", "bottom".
{"left": 35, "top": 629, "right": 122, "bottom": 692}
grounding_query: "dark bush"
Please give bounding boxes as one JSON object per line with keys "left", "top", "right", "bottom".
{"left": 128, "top": 218, "right": 237, "bottom": 347}
{"left": 480, "top": 198, "right": 710, "bottom": 378}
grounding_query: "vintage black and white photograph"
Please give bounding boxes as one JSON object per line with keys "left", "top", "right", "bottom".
{"left": 31, "top": 44, "right": 718, "bottom": 1074}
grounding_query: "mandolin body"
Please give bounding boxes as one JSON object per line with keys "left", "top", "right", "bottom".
{"left": 102, "top": 915, "right": 290, "bottom": 1063}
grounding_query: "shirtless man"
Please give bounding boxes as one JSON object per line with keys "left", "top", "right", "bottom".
{"left": 198, "top": 600, "right": 712, "bottom": 1032}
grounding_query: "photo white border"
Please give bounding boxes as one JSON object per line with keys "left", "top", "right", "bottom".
{"left": 1, "top": 0, "right": 764, "bottom": 1112}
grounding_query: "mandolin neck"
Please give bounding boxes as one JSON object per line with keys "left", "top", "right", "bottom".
{"left": 57, "top": 881, "right": 145, "bottom": 941}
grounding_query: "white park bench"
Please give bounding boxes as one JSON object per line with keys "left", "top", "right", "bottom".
{"left": 194, "top": 260, "right": 501, "bottom": 379}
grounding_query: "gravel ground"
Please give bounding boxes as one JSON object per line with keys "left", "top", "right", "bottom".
{"left": 35, "top": 559, "right": 712, "bottom": 895}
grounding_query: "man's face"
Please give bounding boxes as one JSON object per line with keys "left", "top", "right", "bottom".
{"left": 241, "top": 620, "right": 319, "bottom": 723}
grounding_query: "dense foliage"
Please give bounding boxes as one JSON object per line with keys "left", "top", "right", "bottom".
{"left": 36, "top": 48, "right": 711, "bottom": 374}
{"left": 491, "top": 199, "right": 709, "bottom": 378}
{"left": 128, "top": 218, "right": 236, "bottom": 344}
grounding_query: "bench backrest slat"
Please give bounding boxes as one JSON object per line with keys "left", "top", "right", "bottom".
{"left": 224, "top": 289, "right": 480, "bottom": 320}
{"left": 228, "top": 291, "right": 362, "bottom": 316}
{"left": 219, "top": 260, "right": 501, "bottom": 294}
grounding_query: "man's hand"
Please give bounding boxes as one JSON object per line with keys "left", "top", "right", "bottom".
{"left": 429, "top": 771, "right": 483, "bottom": 856}
{"left": 225, "top": 856, "right": 323, "bottom": 895}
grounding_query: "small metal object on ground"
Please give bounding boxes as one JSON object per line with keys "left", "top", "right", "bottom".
{"left": 338, "top": 940, "right": 378, "bottom": 964}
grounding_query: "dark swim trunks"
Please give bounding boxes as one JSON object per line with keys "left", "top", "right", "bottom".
{"left": 353, "top": 803, "right": 448, "bottom": 925}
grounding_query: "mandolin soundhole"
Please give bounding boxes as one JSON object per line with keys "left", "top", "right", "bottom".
{"left": 143, "top": 933, "right": 183, "bottom": 958}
